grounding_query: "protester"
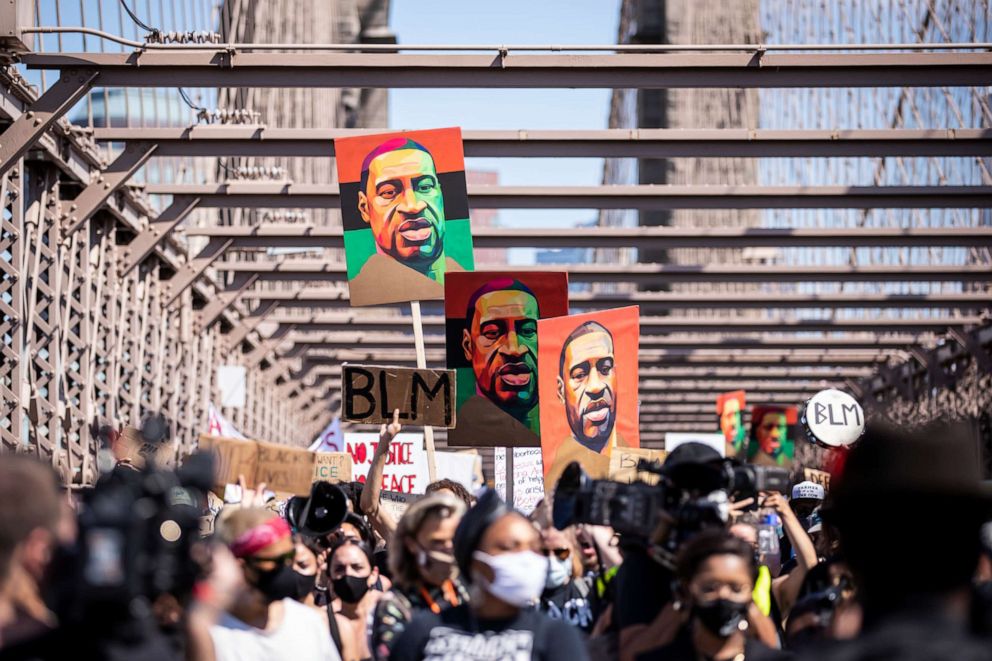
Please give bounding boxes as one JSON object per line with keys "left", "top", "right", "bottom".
{"left": 205, "top": 507, "right": 338, "bottom": 661}
{"left": 328, "top": 539, "right": 383, "bottom": 661}
{"left": 635, "top": 530, "right": 792, "bottom": 660}
{"left": 538, "top": 525, "right": 595, "bottom": 633}
{"left": 371, "top": 493, "right": 467, "bottom": 660}
{"left": 292, "top": 538, "right": 321, "bottom": 607}
{"left": 0, "top": 456, "right": 62, "bottom": 649}
{"left": 390, "top": 490, "right": 588, "bottom": 661}
{"left": 809, "top": 422, "right": 992, "bottom": 660}
{"left": 424, "top": 479, "right": 475, "bottom": 510}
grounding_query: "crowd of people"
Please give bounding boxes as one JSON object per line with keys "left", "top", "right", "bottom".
{"left": 0, "top": 416, "right": 990, "bottom": 660}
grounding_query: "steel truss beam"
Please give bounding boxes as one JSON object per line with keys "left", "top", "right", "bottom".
{"left": 184, "top": 224, "right": 992, "bottom": 250}
{"left": 0, "top": 70, "right": 99, "bottom": 175}
{"left": 64, "top": 141, "right": 157, "bottom": 234}
{"left": 23, "top": 52, "right": 992, "bottom": 89}
{"left": 263, "top": 312, "right": 981, "bottom": 334}
{"left": 92, "top": 127, "right": 992, "bottom": 159}
{"left": 217, "top": 260, "right": 992, "bottom": 284}
{"left": 240, "top": 287, "right": 991, "bottom": 311}
{"left": 142, "top": 182, "right": 992, "bottom": 209}
{"left": 269, "top": 330, "right": 925, "bottom": 351}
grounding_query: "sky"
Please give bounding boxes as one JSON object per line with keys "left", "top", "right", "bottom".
{"left": 387, "top": 0, "right": 622, "bottom": 251}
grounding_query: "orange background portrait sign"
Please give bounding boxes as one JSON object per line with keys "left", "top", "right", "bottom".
{"left": 537, "top": 306, "right": 640, "bottom": 489}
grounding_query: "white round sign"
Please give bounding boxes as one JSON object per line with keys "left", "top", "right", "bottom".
{"left": 801, "top": 389, "right": 865, "bottom": 448}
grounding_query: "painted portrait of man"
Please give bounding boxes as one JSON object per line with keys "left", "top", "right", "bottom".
{"left": 538, "top": 306, "right": 639, "bottom": 489}
{"left": 335, "top": 128, "right": 474, "bottom": 306}
{"left": 748, "top": 405, "right": 797, "bottom": 468}
{"left": 716, "top": 390, "right": 747, "bottom": 458}
{"left": 445, "top": 272, "right": 568, "bottom": 448}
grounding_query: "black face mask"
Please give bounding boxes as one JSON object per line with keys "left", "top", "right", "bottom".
{"left": 332, "top": 574, "right": 371, "bottom": 604}
{"left": 252, "top": 564, "right": 299, "bottom": 603}
{"left": 693, "top": 598, "right": 750, "bottom": 637}
{"left": 294, "top": 571, "right": 317, "bottom": 601}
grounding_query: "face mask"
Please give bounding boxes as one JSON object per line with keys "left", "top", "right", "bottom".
{"left": 546, "top": 555, "right": 571, "bottom": 589}
{"left": 332, "top": 574, "right": 371, "bottom": 604}
{"left": 294, "top": 571, "right": 317, "bottom": 601}
{"left": 417, "top": 547, "right": 456, "bottom": 583}
{"left": 473, "top": 550, "right": 547, "bottom": 608}
{"left": 693, "top": 598, "right": 750, "bottom": 637}
{"left": 251, "top": 564, "right": 299, "bottom": 603}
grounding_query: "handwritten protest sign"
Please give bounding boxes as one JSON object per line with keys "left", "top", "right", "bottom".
{"left": 609, "top": 447, "right": 667, "bottom": 485}
{"left": 380, "top": 490, "right": 418, "bottom": 521}
{"left": 197, "top": 434, "right": 316, "bottom": 495}
{"left": 342, "top": 364, "right": 456, "bottom": 428}
{"left": 313, "top": 452, "right": 353, "bottom": 483}
{"left": 346, "top": 432, "right": 430, "bottom": 494}
{"left": 494, "top": 447, "right": 545, "bottom": 514}
{"left": 801, "top": 389, "right": 865, "bottom": 449}
{"left": 804, "top": 467, "right": 832, "bottom": 491}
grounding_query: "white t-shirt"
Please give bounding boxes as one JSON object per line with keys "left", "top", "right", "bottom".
{"left": 210, "top": 598, "right": 339, "bottom": 661}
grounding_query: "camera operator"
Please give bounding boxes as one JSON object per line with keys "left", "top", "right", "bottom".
{"left": 636, "top": 530, "right": 792, "bottom": 661}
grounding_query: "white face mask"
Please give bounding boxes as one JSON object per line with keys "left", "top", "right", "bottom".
{"left": 546, "top": 555, "right": 571, "bottom": 589}
{"left": 473, "top": 550, "right": 548, "bottom": 608}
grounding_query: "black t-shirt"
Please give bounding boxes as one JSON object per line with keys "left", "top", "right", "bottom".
{"left": 389, "top": 603, "right": 589, "bottom": 661}
{"left": 539, "top": 579, "right": 595, "bottom": 633}
{"left": 614, "top": 548, "right": 674, "bottom": 629}
{"left": 635, "top": 626, "right": 793, "bottom": 661}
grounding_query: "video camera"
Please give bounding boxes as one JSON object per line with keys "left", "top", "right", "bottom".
{"left": 552, "top": 451, "right": 789, "bottom": 562}
{"left": 66, "top": 414, "right": 213, "bottom": 624}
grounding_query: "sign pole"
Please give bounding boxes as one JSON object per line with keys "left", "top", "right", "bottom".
{"left": 505, "top": 447, "right": 515, "bottom": 508}
{"left": 411, "top": 300, "right": 438, "bottom": 484}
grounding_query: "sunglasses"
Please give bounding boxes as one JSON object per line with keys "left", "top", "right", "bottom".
{"left": 245, "top": 550, "right": 295, "bottom": 567}
{"left": 542, "top": 547, "right": 571, "bottom": 561}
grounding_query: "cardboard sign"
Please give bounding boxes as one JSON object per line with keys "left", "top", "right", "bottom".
{"left": 346, "top": 432, "right": 430, "bottom": 494}
{"left": 537, "top": 306, "right": 641, "bottom": 489}
{"left": 665, "top": 432, "right": 726, "bottom": 457}
{"left": 380, "top": 490, "right": 418, "bottom": 522}
{"left": 434, "top": 450, "right": 478, "bottom": 492}
{"left": 313, "top": 452, "right": 354, "bottom": 483}
{"left": 335, "top": 127, "right": 475, "bottom": 307}
{"left": 198, "top": 434, "right": 258, "bottom": 487}
{"left": 609, "top": 447, "right": 667, "bottom": 485}
{"left": 444, "top": 271, "right": 570, "bottom": 448}
{"left": 197, "top": 434, "right": 316, "bottom": 496}
{"left": 342, "top": 364, "right": 456, "bottom": 428}
{"left": 804, "top": 467, "right": 832, "bottom": 491}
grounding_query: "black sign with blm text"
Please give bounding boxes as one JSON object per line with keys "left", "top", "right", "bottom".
{"left": 341, "top": 364, "right": 456, "bottom": 428}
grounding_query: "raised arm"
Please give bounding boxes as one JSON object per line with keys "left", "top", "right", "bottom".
{"left": 764, "top": 491, "right": 818, "bottom": 616}
{"left": 360, "top": 409, "right": 400, "bottom": 539}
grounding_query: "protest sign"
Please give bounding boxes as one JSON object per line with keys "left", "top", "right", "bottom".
{"left": 801, "top": 389, "right": 865, "bottom": 449}
{"left": 538, "top": 306, "right": 640, "bottom": 489}
{"left": 494, "top": 447, "right": 545, "bottom": 514}
{"left": 197, "top": 434, "right": 315, "bottom": 496}
{"left": 804, "top": 467, "right": 832, "bottom": 491}
{"left": 749, "top": 405, "right": 799, "bottom": 469}
{"left": 434, "top": 450, "right": 478, "bottom": 492}
{"left": 335, "top": 127, "right": 475, "bottom": 306}
{"left": 445, "top": 271, "right": 569, "bottom": 448}
{"left": 346, "top": 432, "right": 430, "bottom": 494}
{"left": 198, "top": 434, "right": 258, "bottom": 488}
{"left": 313, "top": 452, "right": 353, "bottom": 483}
{"left": 342, "top": 364, "right": 456, "bottom": 428}
{"left": 716, "top": 390, "right": 747, "bottom": 458}
{"left": 665, "top": 432, "right": 726, "bottom": 457}
{"left": 608, "top": 447, "right": 667, "bottom": 485}
{"left": 380, "top": 490, "right": 418, "bottom": 521}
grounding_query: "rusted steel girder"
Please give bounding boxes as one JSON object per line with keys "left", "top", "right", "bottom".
{"left": 22, "top": 51, "right": 992, "bottom": 89}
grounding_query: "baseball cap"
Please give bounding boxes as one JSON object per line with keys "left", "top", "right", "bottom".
{"left": 792, "top": 481, "right": 826, "bottom": 502}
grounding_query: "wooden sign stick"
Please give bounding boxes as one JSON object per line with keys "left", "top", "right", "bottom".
{"left": 411, "top": 300, "right": 438, "bottom": 484}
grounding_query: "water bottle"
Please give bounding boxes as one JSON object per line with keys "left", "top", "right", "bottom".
{"left": 758, "top": 512, "right": 781, "bottom": 558}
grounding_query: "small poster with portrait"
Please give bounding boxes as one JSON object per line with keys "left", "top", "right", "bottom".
{"left": 748, "top": 405, "right": 799, "bottom": 468}
{"left": 716, "top": 390, "right": 747, "bottom": 458}
{"left": 334, "top": 127, "right": 475, "bottom": 306}
{"left": 444, "top": 271, "right": 569, "bottom": 447}
{"left": 537, "top": 306, "right": 640, "bottom": 489}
